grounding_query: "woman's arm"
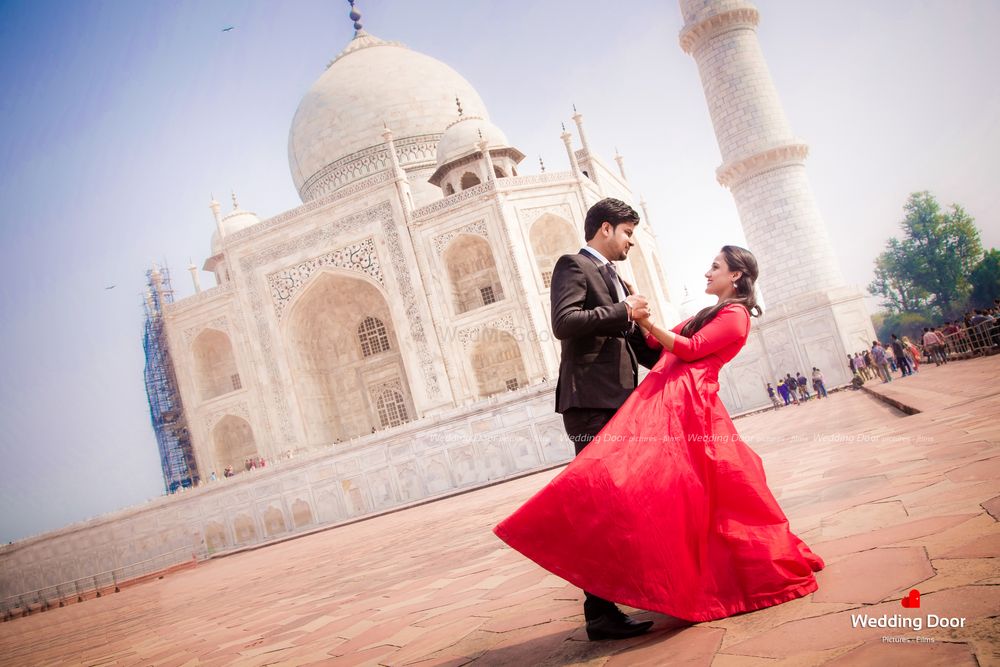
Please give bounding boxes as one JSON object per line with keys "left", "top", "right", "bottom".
{"left": 637, "top": 305, "right": 749, "bottom": 362}
{"left": 637, "top": 320, "right": 676, "bottom": 352}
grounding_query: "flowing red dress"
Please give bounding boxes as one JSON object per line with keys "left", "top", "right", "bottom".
{"left": 494, "top": 304, "right": 824, "bottom": 622}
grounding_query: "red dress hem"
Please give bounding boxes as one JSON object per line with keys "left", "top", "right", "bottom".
{"left": 494, "top": 523, "right": 820, "bottom": 622}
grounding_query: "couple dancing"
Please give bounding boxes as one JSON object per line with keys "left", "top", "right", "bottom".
{"left": 494, "top": 198, "right": 824, "bottom": 640}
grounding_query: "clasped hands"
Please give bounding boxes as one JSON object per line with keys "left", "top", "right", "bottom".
{"left": 624, "top": 291, "right": 654, "bottom": 330}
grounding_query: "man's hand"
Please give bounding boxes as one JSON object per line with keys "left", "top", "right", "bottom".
{"left": 625, "top": 294, "right": 650, "bottom": 322}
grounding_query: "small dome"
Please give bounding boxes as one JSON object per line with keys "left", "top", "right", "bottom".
{"left": 435, "top": 116, "right": 509, "bottom": 167}
{"left": 209, "top": 207, "right": 260, "bottom": 257}
{"left": 220, "top": 209, "right": 260, "bottom": 237}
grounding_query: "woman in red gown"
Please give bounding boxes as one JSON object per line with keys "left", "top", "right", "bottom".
{"left": 495, "top": 246, "right": 824, "bottom": 623}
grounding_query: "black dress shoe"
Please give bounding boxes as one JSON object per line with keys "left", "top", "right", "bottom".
{"left": 585, "top": 613, "right": 654, "bottom": 641}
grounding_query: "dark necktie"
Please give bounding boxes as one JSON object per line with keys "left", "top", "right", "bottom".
{"left": 604, "top": 262, "right": 626, "bottom": 301}
{"left": 604, "top": 262, "right": 634, "bottom": 333}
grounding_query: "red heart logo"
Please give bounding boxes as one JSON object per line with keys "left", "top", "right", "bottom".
{"left": 901, "top": 589, "right": 920, "bottom": 608}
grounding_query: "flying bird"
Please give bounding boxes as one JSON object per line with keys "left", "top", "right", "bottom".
{"left": 222, "top": 26, "right": 235, "bottom": 32}
{"left": 105, "top": 285, "right": 116, "bottom": 290}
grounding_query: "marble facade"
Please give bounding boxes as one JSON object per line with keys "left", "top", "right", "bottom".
{"left": 163, "top": 28, "right": 677, "bottom": 486}
{"left": 0, "top": 383, "right": 569, "bottom": 599}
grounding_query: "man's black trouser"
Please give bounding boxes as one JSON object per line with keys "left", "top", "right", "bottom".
{"left": 563, "top": 407, "right": 621, "bottom": 621}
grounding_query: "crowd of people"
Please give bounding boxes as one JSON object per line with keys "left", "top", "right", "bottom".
{"left": 937, "top": 304, "right": 1000, "bottom": 353}
{"left": 762, "top": 301, "right": 999, "bottom": 407}
{"left": 848, "top": 334, "right": 922, "bottom": 386}
{"left": 766, "top": 368, "right": 827, "bottom": 408}
{"left": 202, "top": 450, "right": 299, "bottom": 486}
{"left": 848, "top": 301, "right": 1000, "bottom": 388}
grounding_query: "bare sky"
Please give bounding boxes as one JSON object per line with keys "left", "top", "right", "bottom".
{"left": 0, "top": 0, "right": 997, "bottom": 543}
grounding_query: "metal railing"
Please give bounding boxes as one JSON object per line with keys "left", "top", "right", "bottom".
{"left": 939, "top": 321, "right": 1000, "bottom": 359}
{"left": 1, "top": 546, "right": 197, "bottom": 621}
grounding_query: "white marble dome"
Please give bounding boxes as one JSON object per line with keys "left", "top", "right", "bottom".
{"left": 221, "top": 209, "right": 260, "bottom": 235}
{"left": 288, "top": 31, "right": 490, "bottom": 200}
{"left": 435, "top": 116, "right": 509, "bottom": 167}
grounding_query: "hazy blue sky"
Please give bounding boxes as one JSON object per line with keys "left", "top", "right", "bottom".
{"left": 1, "top": 0, "right": 997, "bottom": 543}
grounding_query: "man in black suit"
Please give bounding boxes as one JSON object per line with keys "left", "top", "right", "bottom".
{"left": 550, "top": 197, "right": 662, "bottom": 640}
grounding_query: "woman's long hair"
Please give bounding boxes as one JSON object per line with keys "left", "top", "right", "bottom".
{"left": 681, "top": 245, "right": 762, "bottom": 337}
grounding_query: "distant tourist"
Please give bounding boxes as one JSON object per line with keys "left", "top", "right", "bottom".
{"left": 862, "top": 350, "right": 875, "bottom": 379}
{"left": 776, "top": 379, "right": 790, "bottom": 405}
{"left": 785, "top": 378, "right": 799, "bottom": 405}
{"left": 811, "top": 368, "right": 828, "bottom": 398}
{"left": 891, "top": 335, "right": 913, "bottom": 376}
{"left": 870, "top": 341, "right": 892, "bottom": 383}
{"left": 784, "top": 374, "right": 801, "bottom": 404}
{"left": 766, "top": 383, "right": 781, "bottom": 409}
{"left": 795, "top": 372, "right": 811, "bottom": 401}
{"left": 854, "top": 353, "right": 871, "bottom": 381}
{"left": 921, "top": 328, "right": 947, "bottom": 366}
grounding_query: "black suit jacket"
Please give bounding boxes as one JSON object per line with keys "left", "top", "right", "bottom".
{"left": 551, "top": 251, "right": 661, "bottom": 413}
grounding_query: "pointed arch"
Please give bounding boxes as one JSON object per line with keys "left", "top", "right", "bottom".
{"left": 284, "top": 270, "right": 411, "bottom": 446}
{"left": 460, "top": 172, "right": 481, "bottom": 189}
{"left": 213, "top": 415, "right": 258, "bottom": 473}
{"left": 192, "top": 329, "right": 240, "bottom": 401}
{"left": 442, "top": 234, "right": 504, "bottom": 314}
{"left": 375, "top": 389, "right": 409, "bottom": 428}
{"left": 470, "top": 329, "right": 527, "bottom": 398}
{"left": 528, "top": 213, "right": 578, "bottom": 289}
{"left": 357, "top": 316, "right": 390, "bottom": 357}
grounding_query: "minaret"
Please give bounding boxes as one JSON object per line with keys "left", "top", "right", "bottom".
{"left": 559, "top": 123, "right": 581, "bottom": 175}
{"left": 571, "top": 105, "right": 598, "bottom": 186}
{"left": 209, "top": 196, "right": 223, "bottom": 235}
{"left": 679, "top": 0, "right": 875, "bottom": 396}
{"left": 188, "top": 261, "right": 201, "bottom": 293}
{"left": 477, "top": 129, "right": 497, "bottom": 184}
{"left": 679, "top": 0, "right": 842, "bottom": 305}
{"left": 382, "top": 122, "right": 414, "bottom": 214}
{"left": 560, "top": 123, "right": 590, "bottom": 211}
{"left": 613, "top": 148, "right": 627, "bottom": 181}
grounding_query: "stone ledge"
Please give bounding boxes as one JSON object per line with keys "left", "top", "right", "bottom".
{"left": 861, "top": 384, "right": 922, "bottom": 415}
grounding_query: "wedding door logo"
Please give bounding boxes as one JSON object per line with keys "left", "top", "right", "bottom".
{"left": 850, "top": 589, "right": 967, "bottom": 632}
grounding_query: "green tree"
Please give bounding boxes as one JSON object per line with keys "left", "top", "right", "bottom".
{"left": 873, "top": 311, "right": 935, "bottom": 344}
{"left": 868, "top": 238, "right": 930, "bottom": 313}
{"left": 868, "top": 191, "right": 984, "bottom": 318}
{"left": 969, "top": 248, "right": 1000, "bottom": 309}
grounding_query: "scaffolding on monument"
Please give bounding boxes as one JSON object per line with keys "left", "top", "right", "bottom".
{"left": 142, "top": 265, "right": 198, "bottom": 493}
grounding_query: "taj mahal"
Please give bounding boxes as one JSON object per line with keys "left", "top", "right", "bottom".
{"left": 155, "top": 10, "right": 681, "bottom": 489}
{"left": 1, "top": 0, "right": 875, "bottom": 597}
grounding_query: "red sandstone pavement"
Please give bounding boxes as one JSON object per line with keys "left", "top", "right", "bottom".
{"left": 2, "top": 357, "right": 999, "bottom": 666}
